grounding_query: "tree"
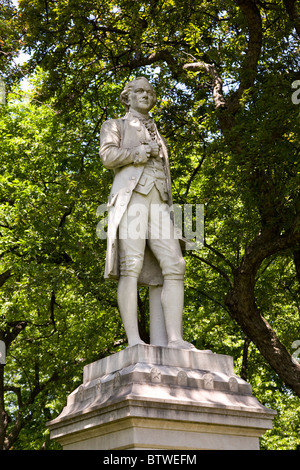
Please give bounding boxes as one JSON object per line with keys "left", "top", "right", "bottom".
{"left": 0, "top": 0, "right": 300, "bottom": 449}
{"left": 0, "top": 0, "right": 25, "bottom": 85}
{"left": 0, "top": 78, "right": 125, "bottom": 449}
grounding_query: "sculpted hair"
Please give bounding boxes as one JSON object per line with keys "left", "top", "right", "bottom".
{"left": 120, "top": 77, "right": 157, "bottom": 111}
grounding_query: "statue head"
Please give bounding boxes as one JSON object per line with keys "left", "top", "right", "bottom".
{"left": 120, "top": 77, "right": 157, "bottom": 113}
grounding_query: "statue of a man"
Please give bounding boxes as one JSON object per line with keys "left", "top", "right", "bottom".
{"left": 100, "top": 77, "right": 195, "bottom": 350}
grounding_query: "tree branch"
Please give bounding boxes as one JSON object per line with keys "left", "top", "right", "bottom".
{"left": 184, "top": 153, "right": 206, "bottom": 197}
{"left": 3, "top": 369, "right": 60, "bottom": 450}
{"left": 0, "top": 321, "right": 27, "bottom": 350}
{"left": 189, "top": 252, "right": 233, "bottom": 287}
{"left": 58, "top": 205, "right": 73, "bottom": 229}
{"left": 204, "top": 242, "right": 236, "bottom": 272}
{"left": 186, "top": 283, "right": 227, "bottom": 310}
{"left": 49, "top": 291, "right": 57, "bottom": 331}
{"left": 240, "top": 215, "right": 300, "bottom": 277}
{"left": 0, "top": 269, "right": 12, "bottom": 288}
{"left": 183, "top": 0, "right": 263, "bottom": 123}
{"left": 126, "top": 49, "right": 179, "bottom": 74}
{"left": 240, "top": 337, "right": 251, "bottom": 381}
{"left": 183, "top": 61, "right": 226, "bottom": 109}
{"left": 293, "top": 249, "right": 300, "bottom": 288}
{"left": 283, "top": 0, "right": 300, "bottom": 38}
{"left": 227, "top": 0, "right": 263, "bottom": 114}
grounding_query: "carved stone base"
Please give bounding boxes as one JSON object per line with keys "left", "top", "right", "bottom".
{"left": 48, "top": 344, "right": 276, "bottom": 450}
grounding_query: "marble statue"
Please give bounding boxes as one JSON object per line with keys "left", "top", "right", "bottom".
{"left": 100, "top": 77, "right": 196, "bottom": 350}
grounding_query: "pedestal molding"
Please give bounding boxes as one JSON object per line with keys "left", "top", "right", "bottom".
{"left": 48, "top": 345, "right": 276, "bottom": 450}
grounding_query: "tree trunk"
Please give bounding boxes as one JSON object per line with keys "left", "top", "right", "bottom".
{"left": 225, "top": 228, "right": 300, "bottom": 397}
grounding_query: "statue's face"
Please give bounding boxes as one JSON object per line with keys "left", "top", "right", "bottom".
{"left": 128, "top": 79, "right": 155, "bottom": 114}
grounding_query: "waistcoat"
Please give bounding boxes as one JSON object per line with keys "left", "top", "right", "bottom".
{"left": 133, "top": 116, "right": 168, "bottom": 202}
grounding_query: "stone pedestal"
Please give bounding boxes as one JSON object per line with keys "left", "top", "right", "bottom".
{"left": 48, "top": 345, "right": 275, "bottom": 450}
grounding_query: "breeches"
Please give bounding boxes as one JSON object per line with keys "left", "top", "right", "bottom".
{"left": 118, "top": 186, "right": 186, "bottom": 280}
